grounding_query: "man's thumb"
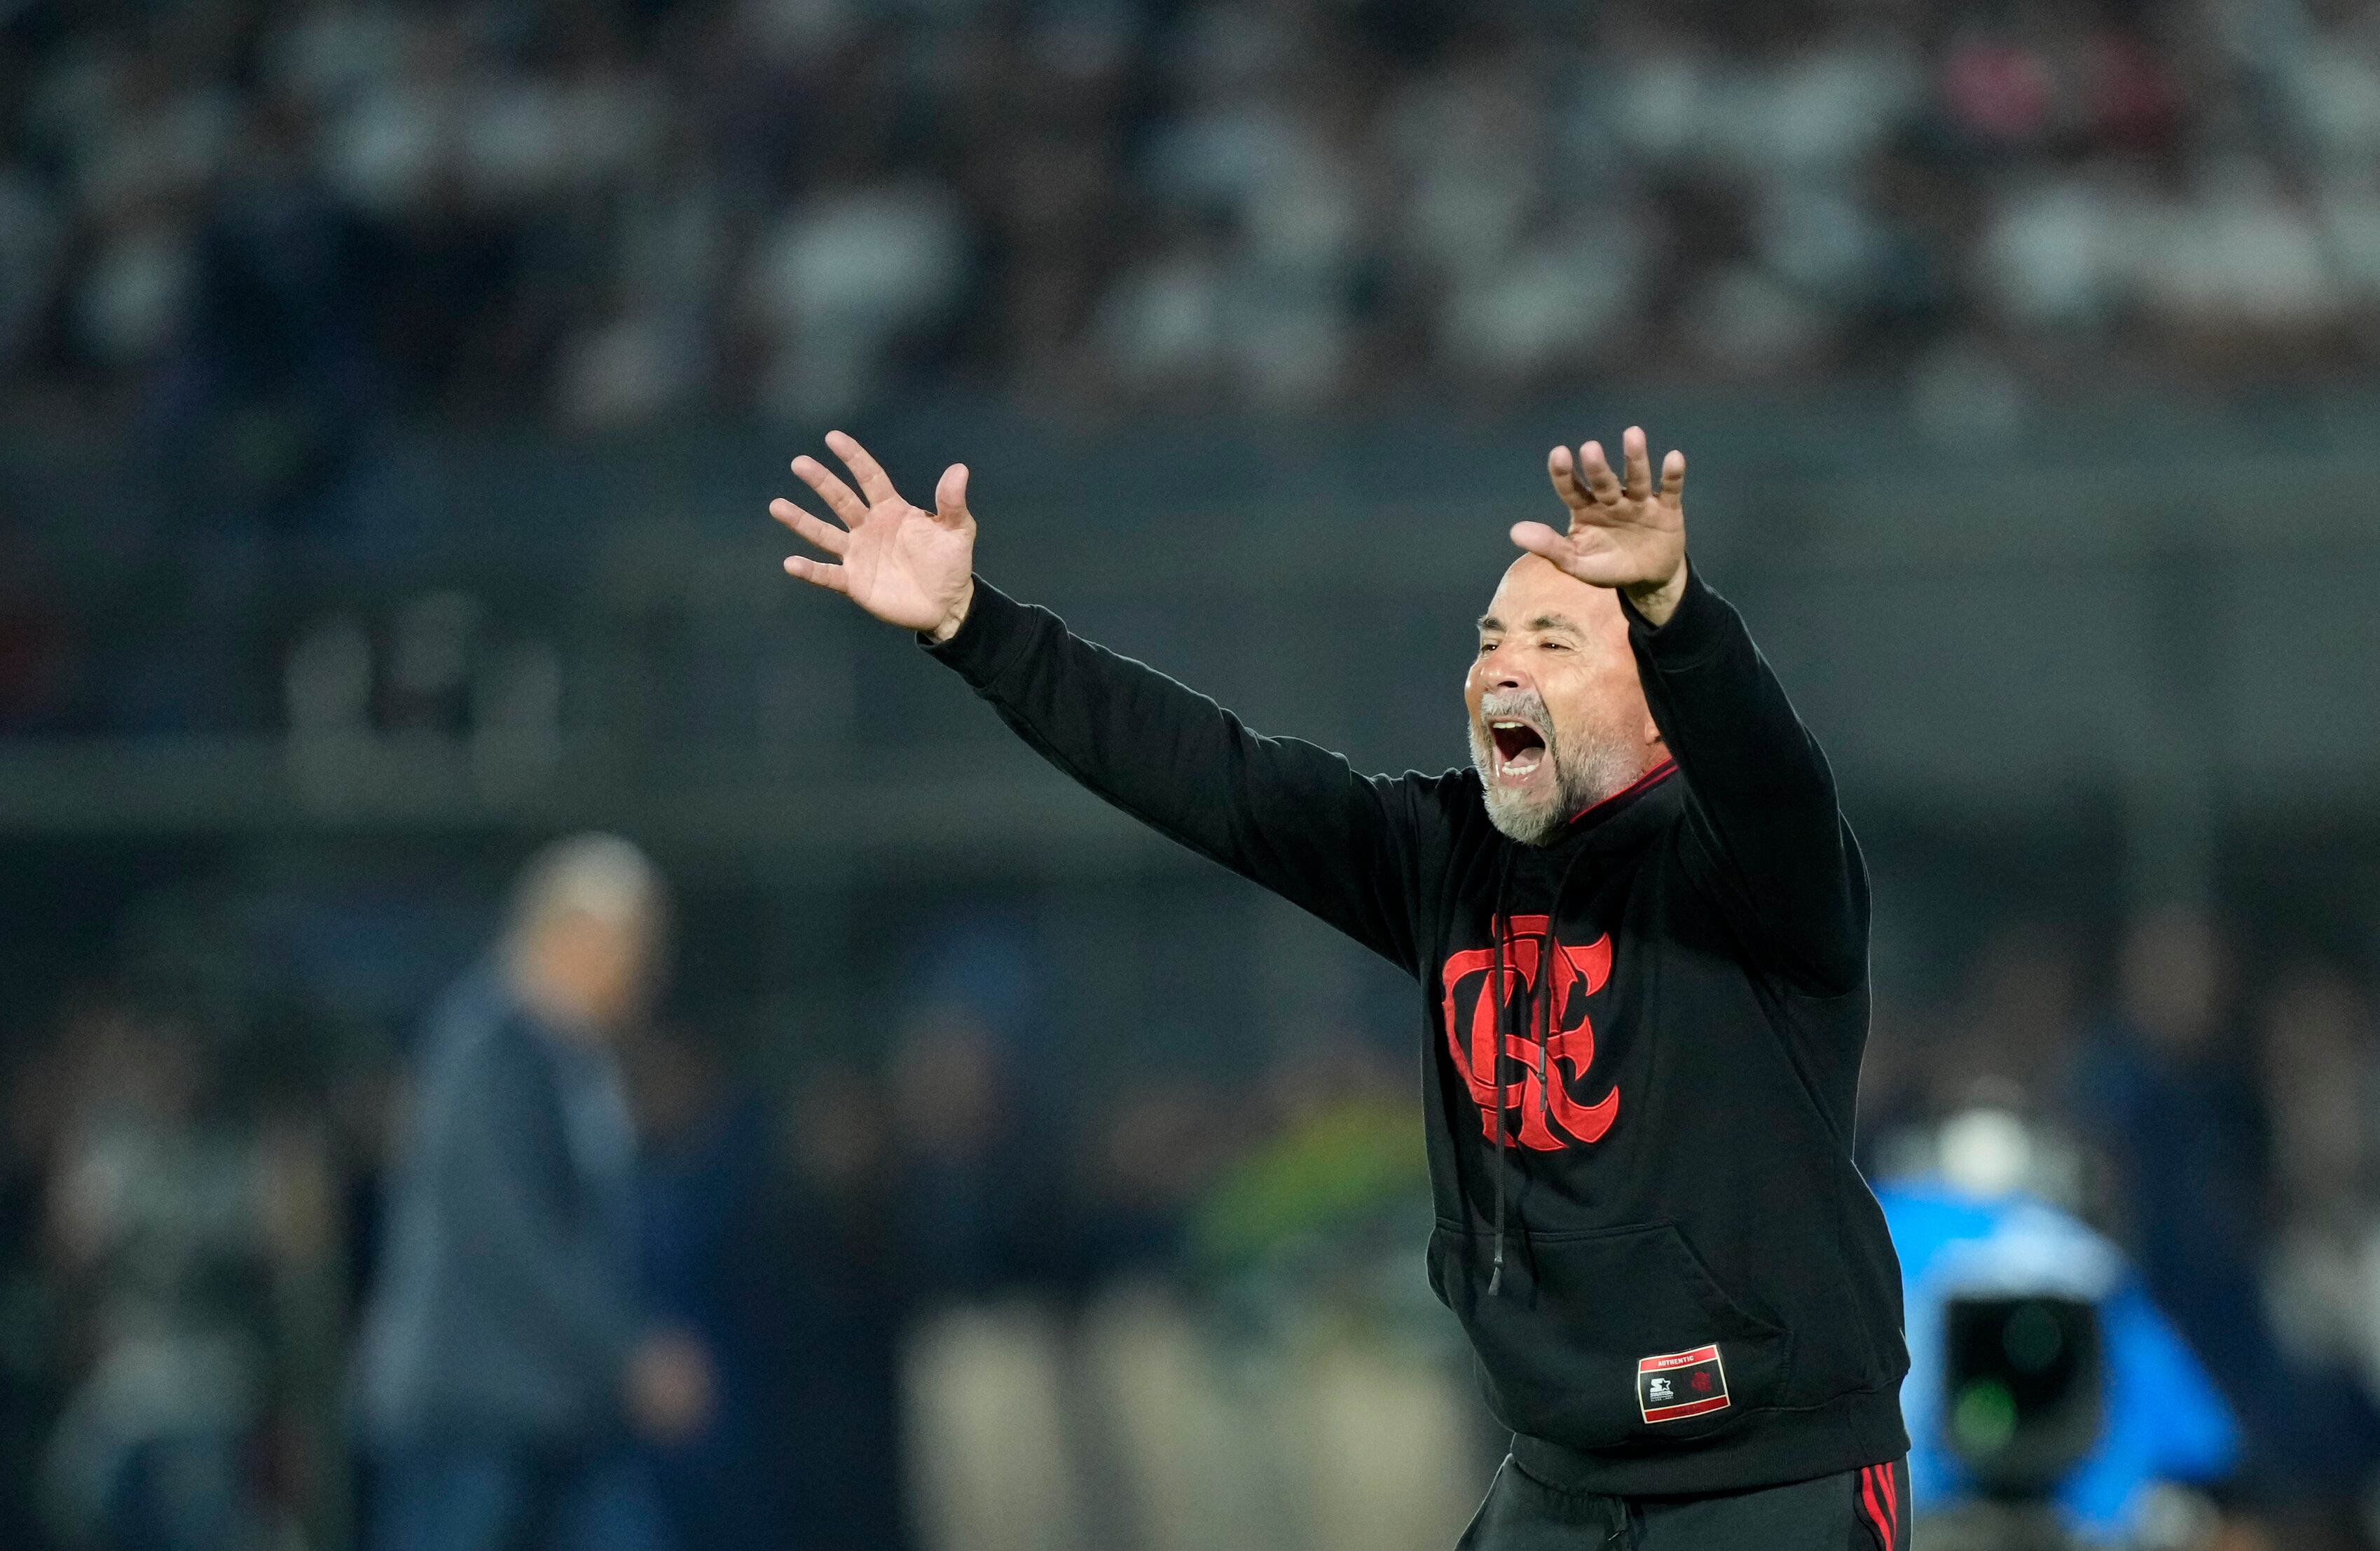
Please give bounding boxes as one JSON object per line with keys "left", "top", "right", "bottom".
{"left": 1510, "top": 521, "right": 1565, "bottom": 558}
{"left": 935, "top": 463, "right": 970, "bottom": 524}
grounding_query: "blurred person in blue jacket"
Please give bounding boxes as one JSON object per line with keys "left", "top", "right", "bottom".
{"left": 778, "top": 1066, "right": 915, "bottom": 1551}
{"left": 356, "top": 836, "right": 714, "bottom": 1551}
{"left": 626, "top": 1019, "right": 795, "bottom": 1551}
{"left": 2072, "top": 913, "right": 2275, "bottom": 1430}
{"left": 1883, "top": 1104, "right": 2239, "bottom": 1545}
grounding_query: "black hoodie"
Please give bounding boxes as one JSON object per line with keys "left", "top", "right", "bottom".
{"left": 925, "top": 566, "right": 1908, "bottom": 1496}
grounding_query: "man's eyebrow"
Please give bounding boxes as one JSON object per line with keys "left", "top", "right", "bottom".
{"left": 1478, "top": 612, "right": 1583, "bottom": 635}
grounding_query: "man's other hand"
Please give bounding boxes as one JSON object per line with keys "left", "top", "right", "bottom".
{"left": 624, "top": 1330, "right": 715, "bottom": 1443}
{"left": 771, "top": 429, "right": 977, "bottom": 642}
{"left": 1514, "top": 425, "right": 1690, "bottom": 626}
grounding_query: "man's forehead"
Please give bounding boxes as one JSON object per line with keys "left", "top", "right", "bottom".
{"left": 1480, "top": 556, "right": 1619, "bottom": 632}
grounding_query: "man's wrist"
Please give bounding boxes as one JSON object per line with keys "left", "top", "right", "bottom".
{"left": 1623, "top": 563, "right": 1689, "bottom": 628}
{"left": 927, "top": 580, "right": 977, "bottom": 645}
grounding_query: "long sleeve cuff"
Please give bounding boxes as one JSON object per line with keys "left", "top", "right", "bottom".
{"left": 1618, "top": 563, "right": 1730, "bottom": 670}
{"left": 921, "top": 578, "right": 1042, "bottom": 689}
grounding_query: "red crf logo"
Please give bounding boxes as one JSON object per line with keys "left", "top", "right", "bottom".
{"left": 1439, "top": 916, "right": 1618, "bottom": 1150}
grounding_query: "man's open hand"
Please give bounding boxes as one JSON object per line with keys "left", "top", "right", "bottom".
{"left": 1513, "top": 426, "right": 1689, "bottom": 626}
{"left": 771, "top": 430, "right": 977, "bottom": 642}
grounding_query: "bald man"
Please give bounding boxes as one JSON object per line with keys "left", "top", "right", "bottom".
{"left": 771, "top": 430, "right": 1910, "bottom": 1549}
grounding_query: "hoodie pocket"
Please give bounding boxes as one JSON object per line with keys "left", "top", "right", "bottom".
{"left": 1431, "top": 1218, "right": 1794, "bottom": 1449}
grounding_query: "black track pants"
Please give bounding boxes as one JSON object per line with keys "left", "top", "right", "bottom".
{"left": 1457, "top": 1454, "right": 1910, "bottom": 1550}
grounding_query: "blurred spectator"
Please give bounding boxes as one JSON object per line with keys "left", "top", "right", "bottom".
{"left": 886, "top": 1007, "right": 1085, "bottom": 1551}
{"left": 887, "top": 1004, "right": 1051, "bottom": 1306}
{"left": 0, "top": 530, "right": 83, "bottom": 735}
{"left": 153, "top": 92, "right": 383, "bottom": 535}
{"left": 1864, "top": 925, "right": 2094, "bottom": 1212}
{"left": 2073, "top": 907, "right": 2280, "bottom": 1426}
{"left": 1927, "top": 923, "right": 2091, "bottom": 1136}
{"left": 2, "top": 1032, "right": 67, "bottom": 1551}
{"left": 2262, "top": 966, "right": 2380, "bottom": 1391}
{"left": 744, "top": 175, "right": 972, "bottom": 423}
{"left": 627, "top": 1020, "right": 795, "bottom": 1551}
{"left": 778, "top": 1066, "right": 915, "bottom": 1551}
{"left": 38, "top": 988, "right": 333, "bottom": 1551}
{"left": 1074, "top": 1079, "right": 1233, "bottom": 1281}
{"left": 1188, "top": 1040, "right": 1427, "bottom": 1284}
{"left": 2254, "top": 963, "right": 2380, "bottom": 1538}
{"left": 355, "top": 834, "right": 710, "bottom": 1551}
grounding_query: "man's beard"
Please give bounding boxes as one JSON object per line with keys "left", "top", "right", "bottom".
{"left": 1468, "top": 690, "right": 1640, "bottom": 847}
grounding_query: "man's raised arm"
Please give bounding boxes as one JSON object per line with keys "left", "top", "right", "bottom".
{"left": 771, "top": 432, "right": 1435, "bottom": 974}
{"left": 1515, "top": 428, "right": 1866, "bottom": 996}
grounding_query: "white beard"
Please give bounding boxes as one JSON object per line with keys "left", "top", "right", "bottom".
{"left": 1468, "top": 701, "right": 1640, "bottom": 847}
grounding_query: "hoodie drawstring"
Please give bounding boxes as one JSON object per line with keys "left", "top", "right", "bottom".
{"left": 1536, "top": 845, "right": 1593, "bottom": 1131}
{"left": 1488, "top": 840, "right": 1596, "bottom": 1297}
{"left": 1487, "top": 846, "right": 1513, "bottom": 1295}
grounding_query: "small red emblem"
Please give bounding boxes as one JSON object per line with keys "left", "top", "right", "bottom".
{"left": 1637, "top": 1344, "right": 1731, "bottom": 1424}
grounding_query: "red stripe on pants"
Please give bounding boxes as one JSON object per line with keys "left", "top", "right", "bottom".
{"left": 1857, "top": 1465, "right": 1891, "bottom": 1550}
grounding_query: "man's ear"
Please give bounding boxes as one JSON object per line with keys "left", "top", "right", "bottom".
{"left": 1644, "top": 715, "right": 1665, "bottom": 750}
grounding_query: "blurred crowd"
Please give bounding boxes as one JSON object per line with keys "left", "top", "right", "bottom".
{"left": 0, "top": 841, "right": 1463, "bottom": 1551}
{"left": 5, "top": 0, "right": 2380, "bottom": 439}
{"left": 6, "top": 839, "right": 2380, "bottom": 1548}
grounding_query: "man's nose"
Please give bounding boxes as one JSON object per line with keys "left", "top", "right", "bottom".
{"left": 1474, "top": 644, "right": 1529, "bottom": 694}
{"left": 1466, "top": 656, "right": 1523, "bottom": 704}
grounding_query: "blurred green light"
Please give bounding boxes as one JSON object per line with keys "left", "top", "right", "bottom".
{"left": 1952, "top": 1379, "right": 2018, "bottom": 1452}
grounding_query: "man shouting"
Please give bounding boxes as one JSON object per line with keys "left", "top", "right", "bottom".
{"left": 771, "top": 427, "right": 1910, "bottom": 1550}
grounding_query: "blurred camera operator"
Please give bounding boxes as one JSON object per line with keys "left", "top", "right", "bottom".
{"left": 357, "top": 834, "right": 712, "bottom": 1551}
{"left": 1881, "top": 1101, "right": 2238, "bottom": 1549}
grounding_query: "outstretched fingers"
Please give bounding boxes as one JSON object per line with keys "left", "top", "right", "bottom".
{"left": 792, "top": 454, "right": 868, "bottom": 527}
{"left": 1559, "top": 430, "right": 1682, "bottom": 511}
{"left": 1576, "top": 440, "right": 1625, "bottom": 505}
{"left": 1658, "top": 448, "right": 1686, "bottom": 507}
{"left": 1621, "top": 426, "right": 1653, "bottom": 500}
{"left": 781, "top": 553, "right": 850, "bottom": 594}
{"left": 1548, "top": 446, "right": 1594, "bottom": 511}
{"left": 769, "top": 497, "right": 848, "bottom": 556}
{"left": 825, "top": 429, "right": 901, "bottom": 507}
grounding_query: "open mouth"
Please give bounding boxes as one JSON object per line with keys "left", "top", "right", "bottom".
{"left": 1488, "top": 718, "right": 1548, "bottom": 784}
